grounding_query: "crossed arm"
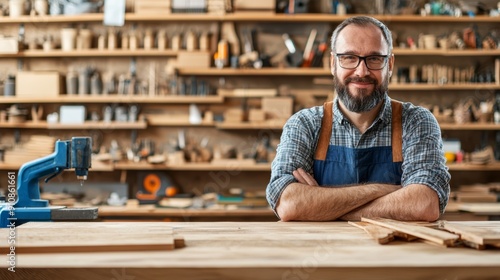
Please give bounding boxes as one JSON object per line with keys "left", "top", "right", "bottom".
{"left": 276, "top": 168, "right": 440, "bottom": 222}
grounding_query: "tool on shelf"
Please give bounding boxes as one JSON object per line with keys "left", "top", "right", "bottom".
{"left": 282, "top": 33, "right": 303, "bottom": 67}
{"left": 0, "top": 137, "right": 98, "bottom": 228}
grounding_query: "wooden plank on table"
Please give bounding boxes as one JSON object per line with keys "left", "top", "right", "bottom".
{"left": 0, "top": 222, "right": 177, "bottom": 254}
{"left": 361, "top": 217, "right": 460, "bottom": 246}
{"left": 458, "top": 203, "right": 500, "bottom": 214}
{"left": 348, "top": 221, "right": 395, "bottom": 244}
{"left": 441, "top": 222, "right": 500, "bottom": 245}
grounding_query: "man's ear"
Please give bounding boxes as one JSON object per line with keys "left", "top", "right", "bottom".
{"left": 330, "top": 53, "right": 335, "bottom": 76}
{"left": 388, "top": 53, "right": 395, "bottom": 77}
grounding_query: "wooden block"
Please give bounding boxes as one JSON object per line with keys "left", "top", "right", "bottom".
{"left": 361, "top": 217, "right": 460, "bottom": 247}
{"left": 223, "top": 108, "right": 244, "bottom": 122}
{"left": 135, "top": 0, "right": 171, "bottom": 14}
{"left": 461, "top": 240, "right": 486, "bottom": 250}
{"left": 0, "top": 36, "right": 19, "bottom": 54}
{"left": 145, "top": 113, "right": 189, "bottom": 125}
{"left": 348, "top": 221, "right": 395, "bottom": 244}
{"left": 0, "top": 222, "right": 180, "bottom": 254}
{"left": 248, "top": 109, "right": 266, "bottom": 122}
{"left": 261, "top": 97, "right": 293, "bottom": 120}
{"left": 440, "top": 222, "right": 500, "bottom": 246}
{"left": 393, "top": 231, "right": 419, "bottom": 241}
{"left": 16, "top": 71, "right": 62, "bottom": 97}
{"left": 233, "top": 0, "right": 275, "bottom": 10}
{"left": 174, "top": 234, "right": 185, "bottom": 248}
{"left": 177, "top": 51, "right": 211, "bottom": 68}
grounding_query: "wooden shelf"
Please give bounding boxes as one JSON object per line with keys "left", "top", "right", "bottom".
{"left": 216, "top": 121, "right": 285, "bottom": 130}
{"left": 2, "top": 161, "right": 499, "bottom": 172}
{"left": 178, "top": 68, "right": 330, "bottom": 76}
{"left": 147, "top": 121, "right": 215, "bottom": 127}
{"left": 0, "top": 162, "right": 22, "bottom": 170}
{"left": 114, "top": 162, "right": 271, "bottom": 171}
{"left": 0, "top": 121, "right": 147, "bottom": 129}
{"left": 440, "top": 123, "right": 500, "bottom": 130}
{"left": 0, "top": 14, "right": 104, "bottom": 23}
{"left": 389, "top": 83, "right": 500, "bottom": 90}
{"left": 0, "top": 13, "right": 497, "bottom": 24}
{"left": 1, "top": 49, "right": 179, "bottom": 58}
{"left": 447, "top": 163, "right": 500, "bottom": 171}
{"left": 0, "top": 95, "right": 223, "bottom": 104}
{"left": 313, "top": 78, "right": 499, "bottom": 90}
{"left": 393, "top": 48, "right": 500, "bottom": 56}
{"left": 0, "top": 161, "right": 114, "bottom": 171}
{"left": 1, "top": 119, "right": 496, "bottom": 133}
{"left": 220, "top": 14, "right": 500, "bottom": 23}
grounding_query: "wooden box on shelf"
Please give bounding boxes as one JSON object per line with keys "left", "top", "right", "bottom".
{"left": 135, "top": 0, "right": 171, "bottom": 14}
{"left": 16, "top": 71, "right": 62, "bottom": 98}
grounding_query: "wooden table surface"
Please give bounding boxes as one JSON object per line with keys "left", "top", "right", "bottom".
{"left": 1, "top": 221, "right": 500, "bottom": 280}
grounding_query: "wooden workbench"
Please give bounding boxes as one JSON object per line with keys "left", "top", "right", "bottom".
{"left": 1, "top": 221, "right": 499, "bottom": 280}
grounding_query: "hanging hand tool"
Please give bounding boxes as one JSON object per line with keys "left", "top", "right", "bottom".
{"left": 0, "top": 137, "right": 97, "bottom": 228}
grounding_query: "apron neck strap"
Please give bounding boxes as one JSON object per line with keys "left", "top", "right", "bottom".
{"left": 314, "top": 99, "right": 403, "bottom": 162}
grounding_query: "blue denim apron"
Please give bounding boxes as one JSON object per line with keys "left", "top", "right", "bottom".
{"left": 313, "top": 100, "right": 403, "bottom": 186}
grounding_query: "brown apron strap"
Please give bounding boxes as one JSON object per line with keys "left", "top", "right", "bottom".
{"left": 391, "top": 100, "right": 403, "bottom": 162}
{"left": 314, "top": 101, "right": 334, "bottom": 161}
{"left": 315, "top": 100, "right": 402, "bottom": 162}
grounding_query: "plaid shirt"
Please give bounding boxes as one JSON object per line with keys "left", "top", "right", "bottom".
{"left": 266, "top": 97, "right": 451, "bottom": 214}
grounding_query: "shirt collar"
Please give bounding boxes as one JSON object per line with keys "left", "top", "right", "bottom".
{"left": 332, "top": 95, "right": 391, "bottom": 125}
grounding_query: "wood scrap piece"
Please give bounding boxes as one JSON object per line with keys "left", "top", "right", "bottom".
{"left": 361, "top": 217, "right": 459, "bottom": 247}
{"left": 174, "top": 234, "right": 186, "bottom": 248}
{"left": 348, "top": 221, "right": 395, "bottom": 244}
{"left": 461, "top": 240, "right": 486, "bottom": 250}
{"left": 393, "top": 231, "right": 419, "bottom": 241}
{"left": 440, "top": 222, "right": 500, "bottom": 246}
{"left": 0, "top": 223, "right": 181, "bottom": 254}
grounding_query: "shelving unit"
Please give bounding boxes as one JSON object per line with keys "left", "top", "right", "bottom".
{"left": 0, "top": 7, "right": 499, "bottom": 221}
{"left": 2, "top": 161, "right": 499, "bottom": 172}
{"left": 0, "top": 95, "right": 224, "bottom": 104}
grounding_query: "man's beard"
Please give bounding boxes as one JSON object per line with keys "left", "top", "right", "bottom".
{"left": 334, "top": 74, "right": 388, "bottom": 113}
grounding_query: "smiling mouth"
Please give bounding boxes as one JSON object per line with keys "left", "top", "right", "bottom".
{"left": 346, "top": 77, "right": 376, "bottom": 84}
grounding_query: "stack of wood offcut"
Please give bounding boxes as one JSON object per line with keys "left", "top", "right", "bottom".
{"left": 4, "top": 135, "right": 56, "bottom": 165}
{"left": 452, "top": 183, "right": 500, "bottom": 203}
{"left": 350, "top": 218, "right": 500, "bottom": 250}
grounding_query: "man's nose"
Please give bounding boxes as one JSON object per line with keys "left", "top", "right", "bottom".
{"left": 354, "top": 58, "right": 371, "bottom": 76}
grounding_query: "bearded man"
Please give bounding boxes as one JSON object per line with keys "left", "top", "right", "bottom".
{"left": 266, "top": 16, "right": 450, "bottom": 222}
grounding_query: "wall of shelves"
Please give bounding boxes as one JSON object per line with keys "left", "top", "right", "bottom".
{"left": 0, "top": 2, "right": 499, "bottom": 219}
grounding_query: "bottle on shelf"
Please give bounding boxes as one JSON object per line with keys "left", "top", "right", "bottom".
{"left": 494, "top": 91, "right": 500, "bottom": 124}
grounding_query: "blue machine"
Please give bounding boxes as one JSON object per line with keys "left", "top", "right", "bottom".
{"left": 0, "top": 137, "right": 98, "bottom": 228}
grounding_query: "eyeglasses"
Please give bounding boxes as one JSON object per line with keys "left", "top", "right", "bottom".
{"left": 335, "top": 53, "right": 389, "bottom": 70}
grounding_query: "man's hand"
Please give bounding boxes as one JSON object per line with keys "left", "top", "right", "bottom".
{"left": 292, "top": 168, "right": 318, "bottom": 186}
